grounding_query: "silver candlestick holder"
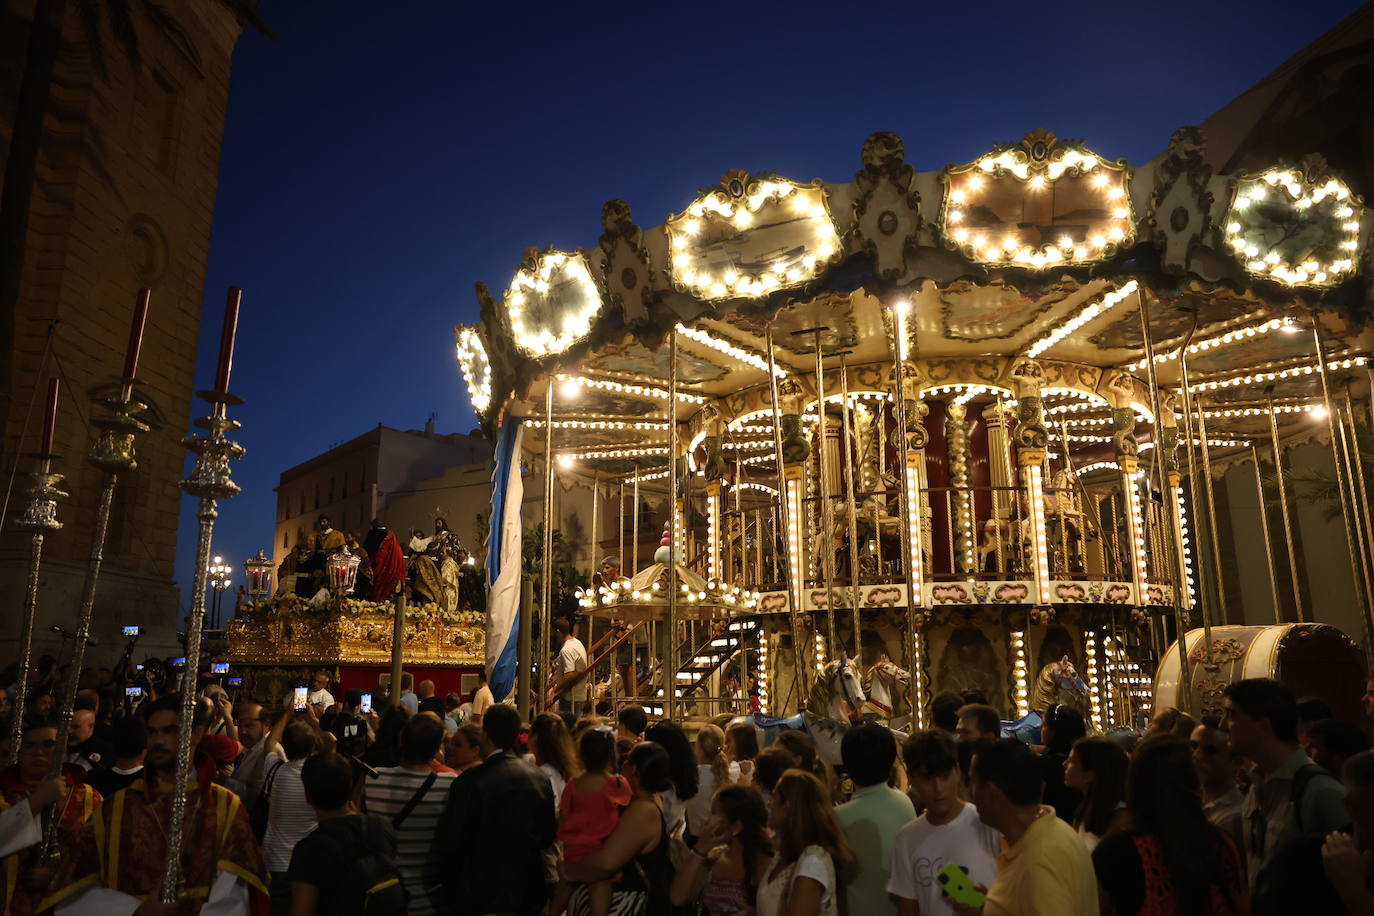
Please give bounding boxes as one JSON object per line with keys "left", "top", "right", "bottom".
{"left": 161, "top": 390, "right": 243, "bottom": 906}
{"left": 7, "top": 453, "right": 66, "bottom": 766}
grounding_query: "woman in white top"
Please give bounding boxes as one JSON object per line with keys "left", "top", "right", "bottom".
{"left": 686, "top": 724, "right": 740, "bottom": 840}
{"left": 726, "top": 721, "right": 760, "bottom": 784}
{"left": 1064, "top": 735, "right": 1130, "bottom": 852}
{"left": 756, "top": 769, "right": 853, "bottom": 916}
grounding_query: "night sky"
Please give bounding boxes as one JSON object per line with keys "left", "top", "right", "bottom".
{"left": 177, "top": 0, "right": 1366, "bottom": 612}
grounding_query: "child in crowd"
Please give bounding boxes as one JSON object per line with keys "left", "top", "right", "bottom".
{"left": 550, "top": 727, "right": 633, "bottom": 916}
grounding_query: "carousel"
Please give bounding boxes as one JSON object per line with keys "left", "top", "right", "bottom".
{"left": 457, "top": 127, "right": 1374, "bottom": 733}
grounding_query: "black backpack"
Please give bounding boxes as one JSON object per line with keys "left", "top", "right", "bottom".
{"left": 310, "top": 816, "right": 408, "bottom": 915}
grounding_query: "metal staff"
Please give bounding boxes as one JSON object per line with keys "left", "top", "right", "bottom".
{"left": 161, "top": 385, "right": 243, "bottom": 904}
{"left": 541, "top": 382, "right": 555, "bottom": 712}
{"left": 49, "top": 379, "right": 152, "bottom": 775}
{"left": 666, "top": 326, "right": 680, "bottom": 720}
{"left": 8, "top": 447, "right": 66, "bottom": 766}
{"left": 886, "top": 302, "right": 923, "bottom": 721}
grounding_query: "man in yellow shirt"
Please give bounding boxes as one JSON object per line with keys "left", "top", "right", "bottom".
{"left": 953, "top": 739, "right": 1099, "bottom": 916}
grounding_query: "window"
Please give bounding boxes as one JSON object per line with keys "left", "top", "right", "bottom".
{"left": 343, "top": 472, "right": 349, "bottom": 495}
{"left": 313, "top": 485, "right": 319, "bottom": 511}
{"left": 328, "top": 477, "right": 335, "bottom": 504}
{"left": 282, "top": 529, "right": 288, "bottom": 548}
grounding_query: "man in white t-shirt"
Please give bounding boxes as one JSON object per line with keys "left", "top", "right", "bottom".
{"left": 548, "top": 618, "right": 589, "bottom": 716}
{"left": 888, "top": 730, "right": 1001, "bottom": 915}
{"left": 307, "top": 670, "right": 335, "bottom": 710}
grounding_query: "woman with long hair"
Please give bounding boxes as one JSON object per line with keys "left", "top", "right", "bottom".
{"left": 563, "top": 741, "right": 676, "bottom": 915}
{"left": 1092, "top": 735, "right": 1249, "bottom": 915}
{"left": 1065, "top": 736, "right": 1129, "bottom": 851}
{"left": 1040, "top": 703, "right": 1087, "bottom": 822}
{"left": 671, "top": 783, "right": 773, "bottom": 915}
{"left": 774, "top": 729, "right": 835, "bottom": 801}
{"left": 757, "top": 769, "right": 853, "bottom": 916}
{"left": 530, "top": 712, "right": 578, "bottom": 810}
{"left": 726, "top": 721, "right": 760, "bottom": 782}
{"left": 646, "top": 719, "right": 699, "bottom": 837}
{"left": 687, "top": 724, "right": 739, "bottom": 842}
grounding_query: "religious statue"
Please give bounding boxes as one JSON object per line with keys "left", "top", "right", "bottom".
{"left": 410, "top": 515, "right": 459, "bottom": 605}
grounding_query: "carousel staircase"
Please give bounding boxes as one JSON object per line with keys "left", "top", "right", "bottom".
{"left": 675, "top": 619, "right": 758, "bottom": 698}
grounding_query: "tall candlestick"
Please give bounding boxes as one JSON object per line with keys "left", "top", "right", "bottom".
{"left": 40, "top": 378, "right": 59, "bottom": 454}
{"left": 123, "top": 288, "right": 150, "bottom": 379}
{"left": 214, "top": 286, "right": 242, "bottom": 393}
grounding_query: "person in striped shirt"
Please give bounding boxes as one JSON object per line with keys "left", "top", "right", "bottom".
{"left": 364, "top": 712, "right": 455, "bottom": 914}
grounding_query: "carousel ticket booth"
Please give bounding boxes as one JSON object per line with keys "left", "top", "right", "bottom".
{"left": 458, "top": 128, "right": 1373, "bottom": 728}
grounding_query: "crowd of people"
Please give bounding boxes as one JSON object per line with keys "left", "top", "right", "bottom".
{"left": 3, "top": 661, "right": 1374, "bottom": 915}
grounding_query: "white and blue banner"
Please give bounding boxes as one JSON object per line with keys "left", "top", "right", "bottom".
{"left": 485, "top": 418, "right": 524, "bottom": 701}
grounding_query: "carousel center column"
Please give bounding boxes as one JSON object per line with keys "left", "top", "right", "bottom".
{"left": 1009, "top": 359, "right": 1053, "bottom": 607}
{"left": 892, "top": 358, "right": 930, "bottom": 727}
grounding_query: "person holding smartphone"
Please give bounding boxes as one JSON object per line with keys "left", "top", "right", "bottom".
{"left": 888, "top": 731, "right": 1000, "bottom": 915}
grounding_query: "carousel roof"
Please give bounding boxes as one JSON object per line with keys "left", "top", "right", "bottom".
{"left": 454, "top": 128, "right": 1373, "bottom": 482}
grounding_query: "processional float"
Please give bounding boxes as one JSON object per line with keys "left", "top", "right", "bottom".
{"left": 461, "top": 129, "right": 1372, "bottom": 730}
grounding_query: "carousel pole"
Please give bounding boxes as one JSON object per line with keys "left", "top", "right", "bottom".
{"left": 666, "top": 327, "right": 680, "bottom": 720}
{"left": 1311, "top": 315, "right": 1374, "bottom": 656}
{"left": 887, "top": 302, "right": 925, "bottom": 722}
{"left": 590, "top": 471, "right": 599, "bottom": 651}
{"left": 8, "top": 379, "right": 66, "bottom": 767}
{"left": 1337, "top": 384, "right": 1374, "bottom": 648}
{"left": 50, "top": 290, "right": 152, "bottom": 778}
{"left": 1189, "top": 396, "right": 1229, "bottom": 622}
{"left": 1134, "top": 290, "right": 1194, "bottom": 715}
{"left": 1265, "top": 387, "right": 1304, "bottom": 621}
{"left": 766, "top": 325, "right": 811, "bottom": 704}
{"left": 1249, "top": 445, "right": 1283, "bottom": 624}
{"left": 541, "top": 382, "right": 556, "bottom": 712}
{"left": 810, "top": 329, "right": 841, "bottom": 663}
{"left": 837, "top": 355, "right": 864, "bottom": 667}
{"left": 162, "top": 287, "right": 244, "bottom": 905}
{"left": 1343, "top": 384, "right": 1374, "bottom": 598}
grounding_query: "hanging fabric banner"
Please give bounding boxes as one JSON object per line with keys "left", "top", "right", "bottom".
{"left": 486, "top": 418, "right": 524, "bottom": 700}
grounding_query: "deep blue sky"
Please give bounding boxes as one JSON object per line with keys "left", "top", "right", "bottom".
{"left": 176, "top": 0, "right": 1367, "bottom": 610}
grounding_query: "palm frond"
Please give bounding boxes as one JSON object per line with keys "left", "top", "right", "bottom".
{"left": 213, "top": 0, "right": 276, "bottom": 39}
{"left": 71, "top": 0, "right": 109, "bottom": 77}
{"left": 103, "top": 0, "right": 142, "bottom": 73}
{"left": 137, "top": 0, "right": 191, "bottom": 61}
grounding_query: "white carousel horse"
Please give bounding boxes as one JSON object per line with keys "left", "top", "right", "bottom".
{"left": 807, "top": 657, "right": 866, "bottom": 723}
{"left": 864, "top": 659, "right": 914, "bottom": 730}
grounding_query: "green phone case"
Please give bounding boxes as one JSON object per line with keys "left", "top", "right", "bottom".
{"left": 936, "top": 863, "right": 986, "bottom": 907}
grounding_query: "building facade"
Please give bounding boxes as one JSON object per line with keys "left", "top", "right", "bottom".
{"left": 273, "top": 423, "right": 494, "bottom": 572}
{"left": 0, "top": 1, "right": 247, "bottom": 659}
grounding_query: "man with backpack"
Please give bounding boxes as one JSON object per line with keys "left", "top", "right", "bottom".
{"left": 289, "top": 751, "right": 404, "bottom": 915}
{"left": 363, "top": 712, "right": 456, "bottom": 914}
{"left": 1222, "top": 678, "right": 1348, "bottom": 894}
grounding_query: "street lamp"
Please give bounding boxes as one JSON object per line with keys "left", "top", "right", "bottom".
{"left": 207, "top": 555, "right": 232, "bottom": 629}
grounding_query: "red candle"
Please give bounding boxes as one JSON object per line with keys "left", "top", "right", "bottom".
{"left": 41, "top": 377, "right": 59, "bottom": 453}
{"left": 214, "top": 286, "right": 242, "bottom": 393}
{"left": 123, "top": 288, "right": 150, "bottom": 379}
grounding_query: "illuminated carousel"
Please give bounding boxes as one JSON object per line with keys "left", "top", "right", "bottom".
{"left": 458, "top": 128, "right": 1373, "bottom": 729}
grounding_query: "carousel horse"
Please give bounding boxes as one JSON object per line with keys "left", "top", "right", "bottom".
{"left": 999, "top": 656, "right": 1091, "bottom": 744}
{"left": 863, "top": 659, "right": 913, "bottom": 730}
{"left": 808, "top": 657, "right": 866, "bottom": 722}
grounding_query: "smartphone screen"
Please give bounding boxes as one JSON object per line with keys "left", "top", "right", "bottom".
{"left": 211, "top": 662, "right": 230, "bottom": 674}
{"left": 126, "top": 686, "right": 143, "bottom": 697}
{"left": 226, "top": 676, "right": 243, "bottom": 687}
{"left": 172, "top": 657, "right": 186, "bottom": 667}
{"left": 123, "top": 625, "right": 140, "bottom": 637}
{"left": 360, "top": 693, "right": 372, "bottom": 714}
{"left": 293, "top": 686, "right": 308, "bottom": 711}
